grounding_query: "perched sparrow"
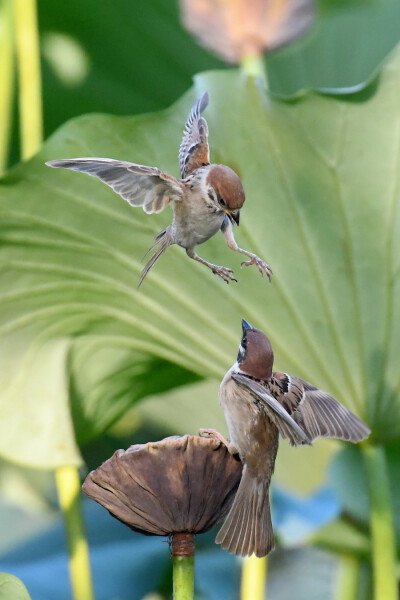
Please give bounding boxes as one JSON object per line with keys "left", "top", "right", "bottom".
{"left": 46, "top": 93, "right": 271, "bottom": 285}
{"left": 202, "top": 319, "right": 370, "bottom": 558}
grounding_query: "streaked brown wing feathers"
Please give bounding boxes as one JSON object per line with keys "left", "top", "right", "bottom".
{"left": 46, "top": 158, "right": 184, "bottom": 214}
{"left": 231, "top": 373, "right": 310, "bottom": 446}
{"left": 179, "top": 92, "right": 210, "bottom": 178}
{"left": 282, "top": 375, "right": 371, "bottom": 443}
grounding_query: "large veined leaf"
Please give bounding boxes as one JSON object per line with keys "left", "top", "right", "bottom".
{"left": 1, "top": 44, "right": 400, "bottom": 468}
{"left": 69, "top": 339, "right": 201, "bottom": 444}
{"left": 8, "top": 0, "right": 400, "bottom": 165}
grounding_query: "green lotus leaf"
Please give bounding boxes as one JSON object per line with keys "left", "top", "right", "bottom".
{"left": 0, "top": 573, "right": 31, "bottom": 600}
{"left": 1, "top": 44, "right": 400, "bottom": 468}
{"left": 329, "top": 444, "right": 400, "bottom": 542}
{"left": 268, "top": 0, "right": 400, "bottom": 96}
{"left": 69, "top": 338, "right": 201, "bottom": 444}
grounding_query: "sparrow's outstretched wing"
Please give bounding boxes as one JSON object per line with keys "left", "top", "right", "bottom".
{"left": 179, "top": 92, "right": 210, "bottom": 178}
{"left": 46, "top": 158, "right": 185, "bottom": 214}
{"left": 231, "top": 373, "right": 310, "bottom": 446}
{"left": 270, "top": 372, "right": 371, "bottom": 443}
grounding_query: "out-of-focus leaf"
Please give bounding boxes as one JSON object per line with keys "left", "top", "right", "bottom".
{"left": 37, "top": 0, "right": 224, "bottom": 138}
{"left": 267, "top": 547, "right": 338, "bottom": 600}
{"left": 0, "top": 333, "right": 81, "bottom": 467}
{"left": 0, "top": 0, "right": 14, "bottom": 174}
{"left": 10, "top": 0, "right": 399, "bottom": 167}
{"left": 267, "top": 0, "right": 400, "bottom": 95}
{"left": 0, "top": 500, "right": 341, "bottom": 600}
{"left": 329, "top": 444, "right": 400, "bottom": 544}
{"left": 2, "top": 45, "right": 400, "bottom": 467}
{"left": 311, "top": 518, "right": 370, "bottom": 557}
{"left": 195, "top": 548, "right": 238, "bottom": 600}
{"left": 0, "top": 503, "right": 170, "bottom": 600}
{"left": 0, "top": 573, "right": 31, "bottom": 600}
{"left": 273, "top": 487, "right": 339, "bottom": 545}
{"left": 329, "top": 446, "right": 370, "bottom": 527}
{"left": 0, "top": 496, "right": 54, "bottom": 556}
{"left": 7, "top": 0, "right": 400, "bottom": 170}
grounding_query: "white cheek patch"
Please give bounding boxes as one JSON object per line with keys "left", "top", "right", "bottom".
{"left": 236, "top": 342, "right": 247, "bottom": 365}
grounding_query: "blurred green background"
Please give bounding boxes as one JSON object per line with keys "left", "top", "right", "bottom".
{"left": 0, "top": 0, "right": 400, "bottom": 599}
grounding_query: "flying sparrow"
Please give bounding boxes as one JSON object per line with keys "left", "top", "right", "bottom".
{"left": 46, "top": 93, "right": 271, "bottom": 285}
{"left": 201, "top": 319, "right": 370, "bottom": 558}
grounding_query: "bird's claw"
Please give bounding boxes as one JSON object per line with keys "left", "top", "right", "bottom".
{"left": 211, "top": 265, "right": 237, "bottom": 284}
{"left": 241, "top": 255, "right": 272, "bottom": 282}
{"left": 199, "top": 428, "right": 230, "bottom": 449}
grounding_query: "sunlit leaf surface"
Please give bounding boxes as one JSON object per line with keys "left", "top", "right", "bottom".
{"left": 1, "top": 45, "right": 400, "bottom": 467}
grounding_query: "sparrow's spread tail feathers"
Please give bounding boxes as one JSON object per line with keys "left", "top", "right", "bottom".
{"left": 216, "top": 467, "right": 274, "bottom": 558}
{"left": 139, "top": 228, "right": 173, "bottom": 286}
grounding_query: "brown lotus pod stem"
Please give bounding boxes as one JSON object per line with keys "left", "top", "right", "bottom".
{"left": 171, "top": 532, "right": 196, "bottom": 599}
{"left": 171, "top": 532, "right": 196, "bottom": 557}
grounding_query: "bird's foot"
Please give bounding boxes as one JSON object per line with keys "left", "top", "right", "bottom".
{"left": 241, "top": 255, "right": 272, "bottom": 282}
{"left": 211, "top": 265, "right": 237, "bottom": 284}
{"left": 199, "top": 428, "right": 230, "bottom": 449}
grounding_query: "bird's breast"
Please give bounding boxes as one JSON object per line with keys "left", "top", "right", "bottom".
{"left": 219, "top": 370, "right": 279, "bottom": 478}
{"left": 172, "top": 195, "right": 224, "bottom": 248}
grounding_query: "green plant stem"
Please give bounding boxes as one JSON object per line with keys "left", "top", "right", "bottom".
{"left": 13, "top": 0, "right": 42, "bottom": 159}
{"left": 241, "top": 556, "right": 267, "bottom": 600}
{"left": 55, "top": 466, "right": 94, "bottom": 600}
{"left": 335, "top": 555, "right": 359, "bottom": 600}
{"left": 0, "top": 0, "right": 14, "bottom": 174}
{"left": 240, "top": 53, "right": 267, "bottom": 87}
{"left": 173, "top": 556, "right": 195, "bottom": 600}
{"left": 362, "top": 444, "right": 397, "bottom": 600}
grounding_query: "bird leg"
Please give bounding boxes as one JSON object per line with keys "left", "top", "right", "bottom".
{"left": 186, "top": 249, "right": 237, "bottom": 283}
{"left": 199, "top": 428, "right": 239, "bottom": 455}
{"left": 222, "top": 222, "right": 272, "bottom": 281}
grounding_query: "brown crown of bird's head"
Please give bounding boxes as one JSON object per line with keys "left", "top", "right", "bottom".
{"left": 207, "top": 164, "right": 245, "bottom": 211}
{"left": 237, "top": 319, "right": 274, "bottom": 381}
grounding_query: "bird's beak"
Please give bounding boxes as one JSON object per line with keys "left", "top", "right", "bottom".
{"left": 226, "top": 209, "right": 240, "bottom": 226}
{"left": 242, "top": 319, "right": 253, "bottom": 333}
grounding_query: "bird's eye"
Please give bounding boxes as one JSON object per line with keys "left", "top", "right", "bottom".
{"left": 220, "top": 198, "right": 227, "bottom": 207}
{"left": 241, "top": 337, "right": 247, "bottom": 347}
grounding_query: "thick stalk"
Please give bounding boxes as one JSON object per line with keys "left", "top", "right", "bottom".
{"left": 335, "top": 555, "right": 359, "bottom": 600}
{"left": 0, "top": 0, "right": 14, "bottom": 174}
{"left": 241, "top": 556, "right": 267, "bottom": 600}
{"left": 172, "top": 533, "right": 195, "bottom": 600}
{"left": 240, "top": 53, "right": 267, "bottom": 87}
{"left": 55, "top": 466, "right": 94, "bottom": 600}
{"left": 13, "top": 0, "right": 42, "bottom": 159}
{"left": 362, "top": 444, "right": 397, "bottom": 600}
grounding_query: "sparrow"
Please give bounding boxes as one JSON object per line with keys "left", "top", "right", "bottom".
{"left": 201, "top": 319, "right": 370, "bottom": 558}
{"left": 46, "top": 92, "right": 271, "bottom": 285}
